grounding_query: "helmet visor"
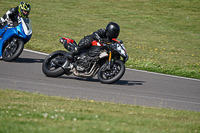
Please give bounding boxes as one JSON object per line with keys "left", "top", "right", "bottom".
{"left": 21, "top": 9, "right": 30, "bottom": 17}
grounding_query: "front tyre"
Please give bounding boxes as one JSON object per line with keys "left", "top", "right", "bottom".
{"left": 42, "top": 50, "right": 67, "bottom": 77}
{"left": 2, "top": 38, "right": 24, "bottom": 62}
{"left": 98, "top": 60, "right": 125, "bottom": 84}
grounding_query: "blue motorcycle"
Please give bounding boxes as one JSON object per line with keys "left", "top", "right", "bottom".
{"left": 0, "top": 17, "right": 32, "bottom": 61}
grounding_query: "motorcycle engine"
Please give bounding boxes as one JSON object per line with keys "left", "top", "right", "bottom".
{"left": 76, "top": 54, "right": 87, "bottom": 71}
{"left": 76, "top": 53, "right": 97, "bottom": 72}
{"left": 75, "top": 46, "right": 102, "bottom": 72}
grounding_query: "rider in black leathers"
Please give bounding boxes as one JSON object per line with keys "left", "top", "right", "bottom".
{"left": 0, "top": 2, "right": 31, "bottom": 28}
{"left": 59, "top": 22, "right": 120, "bottom": 69}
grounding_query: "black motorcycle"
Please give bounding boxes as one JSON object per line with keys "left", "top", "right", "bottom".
{"left": 42, "top": 38, "right": 128, "bottom": 84}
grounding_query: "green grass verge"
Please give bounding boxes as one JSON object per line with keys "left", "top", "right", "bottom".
{"left": 1, "top": 0, "right": 200, "bottom": 79}
{"left": 0, "top": 89, "right": 199, "bottom": 133}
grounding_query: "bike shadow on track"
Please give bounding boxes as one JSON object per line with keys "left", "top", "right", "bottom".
{"left": 59, "top": 76, "right": 145, "bottom": 86}
{"left": 12, "top": 57, "right": 44, "bottom": 63}
{"left": 113, "top": 80, "right": 145, "bottom": 86}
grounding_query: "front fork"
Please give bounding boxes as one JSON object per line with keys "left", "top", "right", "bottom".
{"left": 108, "top": 51, "right": 112, "bottom": 70}
{"left": 7, "top": 38, "right": 17, "bottom": 48}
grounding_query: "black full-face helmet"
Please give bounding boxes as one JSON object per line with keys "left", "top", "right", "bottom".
{"left": 106, "top": 22, "right": 120, "bottom": 39}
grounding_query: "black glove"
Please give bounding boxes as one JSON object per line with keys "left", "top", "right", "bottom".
{"left": 98, "top": 38, "right": 104, "bottom": 43}
{"left": 100, "top": 38, "right": 111, "bottom": 45}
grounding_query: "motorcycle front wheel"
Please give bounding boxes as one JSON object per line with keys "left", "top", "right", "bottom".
{"left": 98, "top": 60, "right": 125, "bottom": 84}
{"left": 2, "top": 38, "right": 24, "bottom": 62}
{"left": 42, "top": 50, "right": 67, "bottom": 77}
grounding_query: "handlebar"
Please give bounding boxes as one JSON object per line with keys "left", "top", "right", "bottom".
{"left": 7, "top": 20, "right": 20, "bottom": 27}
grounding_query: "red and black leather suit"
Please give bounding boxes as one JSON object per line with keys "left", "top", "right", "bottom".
{"left": 60, "top": 22, "right": 120, "bottom": 69}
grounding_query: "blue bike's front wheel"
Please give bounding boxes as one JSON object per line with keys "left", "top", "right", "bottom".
{"left": 2, "top": 38, "right": 24, "bottom": 62}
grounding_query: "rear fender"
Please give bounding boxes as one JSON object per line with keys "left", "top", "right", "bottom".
{"left": 62, "top": 37, "right": 74, "bottom": 44}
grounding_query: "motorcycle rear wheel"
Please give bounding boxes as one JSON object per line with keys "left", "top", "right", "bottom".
{"left": 2, "top": 38, "right": 24, "bottom": 62}
{"left": 98, "top": 60, "right": 125, "bottom": 84}
{"left": 42, "top": 50, "right": 67, "bottom": 77}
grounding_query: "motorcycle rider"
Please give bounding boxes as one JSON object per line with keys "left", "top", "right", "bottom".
{"left": 0, "top": 2, "right": 31, "bottom": 28}
{"left": 60, "top": 22, "right": 120, "bottom": 69}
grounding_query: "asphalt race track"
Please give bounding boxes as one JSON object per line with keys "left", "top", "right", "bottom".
{"left": 0, "top": 49, "right": 200, "bottom": 112}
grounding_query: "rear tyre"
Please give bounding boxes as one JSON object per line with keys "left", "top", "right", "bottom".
{"left": 2, "top": 38, "right": 24, "bottom": 62}
{"left": 42, "top": 50, "right": 67, "bottom": 77}
{"left": 98, "top": 60, "right": 125, "bottom": 84}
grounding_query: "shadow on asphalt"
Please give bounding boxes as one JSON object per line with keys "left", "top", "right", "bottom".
{"left": 59, "top": 76, "right": 145, "bottom": 86}
{"left": 13, "top": 57, "right": 44, "bottom": 63}
{"left": 114, "top": 80, "right": 146, "bottom": 86}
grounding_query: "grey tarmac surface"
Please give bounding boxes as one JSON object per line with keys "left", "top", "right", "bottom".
{"left": 0, "top": 49, "right": 200, "bottom": 112}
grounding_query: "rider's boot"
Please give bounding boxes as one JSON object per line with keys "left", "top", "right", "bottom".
{"left": 62, "top": 52, "right": 73, "bottom": 70}
{"left": 62, "top": 60, "right": 70, "bottom": 69}
{"left": 60, "top": 38, "right": 80, "bottom": 70}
